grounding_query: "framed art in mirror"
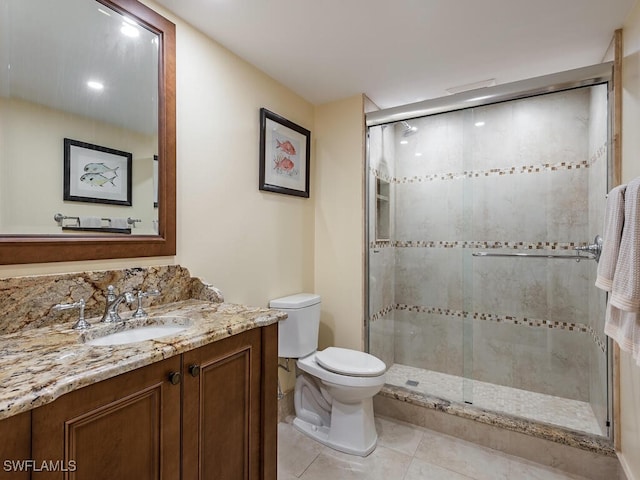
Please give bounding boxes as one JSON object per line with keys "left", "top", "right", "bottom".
{"left": 63, "top": 139, "right": 133, "bottom": 206}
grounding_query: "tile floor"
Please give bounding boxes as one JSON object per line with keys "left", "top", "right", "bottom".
{"left": 278, "top": 415, "right": 590, "bottom": 480}
{"left": 386, "top": 363, "right": 603, "bottom": 436}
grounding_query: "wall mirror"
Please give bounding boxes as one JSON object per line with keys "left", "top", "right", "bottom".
{"left": 0, "top": 0, "right": 176, "bottom": 264}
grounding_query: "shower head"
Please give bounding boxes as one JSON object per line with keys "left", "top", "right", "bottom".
{"left": 400, "top": 121, "right": 418, "bottom": 137}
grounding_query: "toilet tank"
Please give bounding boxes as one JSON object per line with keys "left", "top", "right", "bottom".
{"left": 269, "top": 293, "right": 321, "bottom": 358}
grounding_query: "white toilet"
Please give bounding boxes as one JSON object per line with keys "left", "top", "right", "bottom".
{"left": 270, "top": 293, "right": 386, "bottom": 457}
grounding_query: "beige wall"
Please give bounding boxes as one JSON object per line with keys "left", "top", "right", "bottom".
{"left": 620, "top": 4, "right": 640, "bottom": 479}
{"left": 313, "top": 95, "right": 366, "bottom": 351}
{"left": 167, "top": 4, "right": 315, "bottom": 308}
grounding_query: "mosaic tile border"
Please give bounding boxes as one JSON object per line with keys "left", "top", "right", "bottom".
{"left": 368, "top": 304, "right": 607, "bottom": 353}
{"left": 369, "top": 304, "right": 394, "bottom": 322}
{"left": 589, "top": 143, "right": 607, "bottom": 166}
{"left": 370, "top": 160, "right": 589, "bottom": 184}
{"left": 369, "top": 141, "right": 607, "bottom": 184}
{"left": 369, "top": 240, "right": 588, "bottom": 250}
{"left": 369, "top": 167, "right": 393, "bottom": 183}
{"left": 394, "top": 160, "right": 590, "bottom": 184}
{"left": 587, "top": 325, "right": 607, "bottom": 353}
{"left": 395, "top": 304, "right": 590, "bottom": 332}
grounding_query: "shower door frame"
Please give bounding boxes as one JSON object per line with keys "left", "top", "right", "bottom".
{"left": 364, "top": 62, "right": 614, "bottom": 441}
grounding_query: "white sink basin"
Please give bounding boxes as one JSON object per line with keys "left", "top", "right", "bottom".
{"left": 83, "top": 316, "right": 192, "bottom": 346}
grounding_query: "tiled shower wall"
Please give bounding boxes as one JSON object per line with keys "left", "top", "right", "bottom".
{"left": 368, "top": 124, "right": 396, "bottom": 369}
{"left": 587, "top": 85, "right": 609, "bottom": 435}
{"left": 368, "top": 85, "right": 609, "bottom": 435}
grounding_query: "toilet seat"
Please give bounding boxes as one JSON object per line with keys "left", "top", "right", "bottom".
{"left": 315, "top": 347, "right": 386, "bottom": 377}
{"left": 297, "top": 351, "right": 386, "bottom": 388}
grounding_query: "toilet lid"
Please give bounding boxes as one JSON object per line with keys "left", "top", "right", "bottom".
{"left": 315, "top": 347, "right": 386, "bottom": 377}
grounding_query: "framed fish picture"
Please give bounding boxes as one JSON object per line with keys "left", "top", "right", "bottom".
{"left": 259, "top": 108, "right": 311, "bottom": 198}
{"left": 63, "top": 138, "right": 132, "bottom": 206}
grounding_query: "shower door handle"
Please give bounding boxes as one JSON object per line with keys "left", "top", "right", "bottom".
{"left": 574, "top": 235, "right": 603, "bottom": 263}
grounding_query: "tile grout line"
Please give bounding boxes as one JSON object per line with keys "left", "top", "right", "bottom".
{"left": 297, "top": 452, "right": 321, "bottom": 479}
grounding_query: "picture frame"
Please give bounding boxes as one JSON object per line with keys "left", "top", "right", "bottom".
{"left": 259, "top": 108, "right": 311, "bottom": 198}
{"left": 63, "top": 138, "right": 132, "bottom": 206}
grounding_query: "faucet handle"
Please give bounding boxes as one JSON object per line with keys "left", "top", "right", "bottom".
{"left": 106, "top": 285, "right": 117, "bottom": 302}
{"left": 131, "top": 289, "right": 161, "bottom": 319}
{"left": 53, "top": 298, "right": 89, "bottom": 330}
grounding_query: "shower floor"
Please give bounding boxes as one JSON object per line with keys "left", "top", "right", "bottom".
{"left": 385, "top": 363, "right": 604, "bottom": 436}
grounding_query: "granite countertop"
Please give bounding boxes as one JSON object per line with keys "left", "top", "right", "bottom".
{"left": 0, "top": 299, "right": 286, "bottom": 420}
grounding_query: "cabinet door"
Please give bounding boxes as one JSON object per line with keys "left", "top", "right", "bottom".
{"left": 31, "top": 356, "right": 181, "bottom": 480}
{"left": 182, "top": 329, "right": 261, "bottom": 480}
{"left": 0, "top": 411, "right": 31, "bottom": 480}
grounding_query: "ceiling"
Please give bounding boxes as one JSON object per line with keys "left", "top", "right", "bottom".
{"left": 154, "top": 0, "right": 636, "bottom": 110}
{"left": 0, "top": 0, "right": 159, "bottom": 135}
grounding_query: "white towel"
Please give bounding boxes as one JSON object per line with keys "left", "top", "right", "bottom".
{"left": 610, "top": 177, "right": 640, "bottom": 312}
{"left": 604, "top": 305, "right": 640, "bottom": 363}
{"left": 110, "top": 218, "right": 129, "bottom": 229}
{"left": 78, "top": 216, "right": 101, "bottom": 228}
{"left": 595, "top": 184, "right": 626, "bottom": 291}
{"left": 602, "top": 177, "right": 640, "bottom": 367}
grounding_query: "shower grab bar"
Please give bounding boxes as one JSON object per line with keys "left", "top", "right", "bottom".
{"left": 471, "top": 251, "right": 595, "bottom": 262}
{"left": 472, "top": 235, "right": 602, "bottom": 263}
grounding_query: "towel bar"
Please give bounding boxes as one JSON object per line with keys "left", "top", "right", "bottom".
{"left": 472, "top": 236, "right": 602, "bottom": 263}
{"left": 471, "top": 251, "right": 596, "bottom": 262}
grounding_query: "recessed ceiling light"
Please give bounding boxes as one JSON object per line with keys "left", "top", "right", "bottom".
{"left": 475, "top": 121, "right": 485, "bottom": 127}
{"left": 400, "top": 140, "right": 408, "bottom": 145}
{"left": 87, "top": 80, "right": 104, "bottom": 90}
{"left": 415, "top": 152, "right": 422, "bottom": 157}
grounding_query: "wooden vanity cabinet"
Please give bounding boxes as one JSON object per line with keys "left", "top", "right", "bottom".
{"left": 0, "top": 411, "right": 31, "bottom": 480}
{"left": 31, "top": 356, "right": 182, "bottom": 480}
{"left": 182, "top": 324, "right": 277, "bottom": 480}
{"left": 26, "top": 324, "right": 277, "bottom": 480}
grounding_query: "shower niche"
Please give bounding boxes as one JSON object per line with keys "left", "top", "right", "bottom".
{"left": 366, "top": 65, "right": 612, "bottom": 442}
{"left": 375, "top": 178, "right": 390, "bottom": 241}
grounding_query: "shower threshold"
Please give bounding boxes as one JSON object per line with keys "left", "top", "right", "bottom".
{"left": 385, "top": 363, "right": 603, "bottom": 437}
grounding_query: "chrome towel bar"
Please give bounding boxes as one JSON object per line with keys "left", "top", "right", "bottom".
{"left": 472, "top": 251, "right": 595, "bottom": 262}
{"left": 472, "top": 235, "right": 602, "bottom": 263}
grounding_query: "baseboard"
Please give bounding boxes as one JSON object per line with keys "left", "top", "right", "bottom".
{"left": 618, "top": 452, "right": 636, "bottom": 480}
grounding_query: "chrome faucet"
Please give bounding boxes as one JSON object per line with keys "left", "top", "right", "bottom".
{"left": 101, "top": 285, "right": 135, "bottom": 323}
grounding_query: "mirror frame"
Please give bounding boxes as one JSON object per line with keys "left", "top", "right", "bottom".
{"left": 0, "top": 0, "right": 176, "bottom": 265}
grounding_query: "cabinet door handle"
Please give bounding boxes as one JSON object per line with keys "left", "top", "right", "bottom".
{"left": 189, "top": 364, "right": 201, "bottom": 377}
{"left": 168, "top": 371, "right": 181, "bottom": 385}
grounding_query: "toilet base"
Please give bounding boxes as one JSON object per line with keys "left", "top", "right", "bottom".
{"left": 293, "top": 396, "right": 378, "bottom": 457}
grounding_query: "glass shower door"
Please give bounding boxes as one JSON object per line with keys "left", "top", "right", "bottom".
{"left": 366, "top": 81, "right": 610, "bottom": 438}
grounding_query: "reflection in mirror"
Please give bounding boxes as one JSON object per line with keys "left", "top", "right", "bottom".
{"left": 0, "top": 0, "right": 159, "bottom": 235}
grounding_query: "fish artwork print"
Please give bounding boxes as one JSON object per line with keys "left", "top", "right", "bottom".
{"left": 276, "top": 139, "right": 296, "bottom": 156}
{"left": 274, "top": 154, "right": 295, "bottom": 172}
{"left": 272, "top": 134, "right": 300, "bottom": 177}
{"left": 80, "top": 172, "right": 117, "bottom": 187}
{"left": 83, "top": 162, "right": 119, "bottom": 175}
